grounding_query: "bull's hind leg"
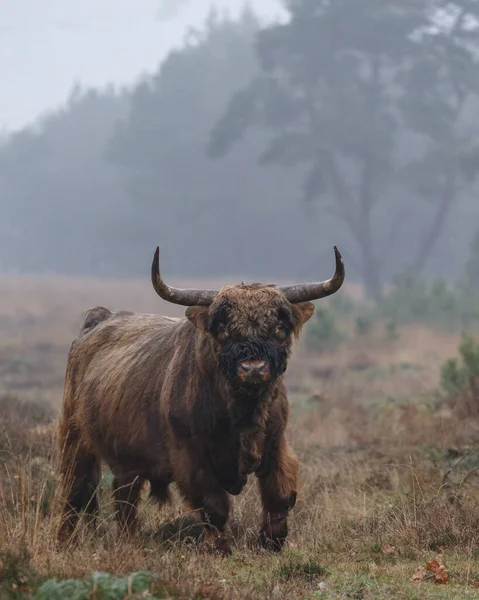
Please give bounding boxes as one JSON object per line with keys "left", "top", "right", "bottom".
{"left": 175, "top": 449, "right": 231, "bottom": 556}
{"left": 57, "top": 442, "right": 100, "bottom": 546}
{"left": 112, "top": 474, "right": 145, "bottom": 537}
{"left": 257, "top": 434, "right": 298, "bottom": 552}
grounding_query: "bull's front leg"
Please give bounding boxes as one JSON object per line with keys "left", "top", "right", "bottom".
{"left": 174, "top": 445, "right": 232, "bottom": 556}
{"left": 239, "top": 429, "right": 263, "bottom": 475}
{"left": 237, "top": 399, "right": 272, "bottom": 476}
{"left": 256, "top": 434, "right": 298, "bottom": 552}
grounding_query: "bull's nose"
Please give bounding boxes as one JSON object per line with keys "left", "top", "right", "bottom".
{"left": 238, "top": 360, "right": 268, "bottom": 380}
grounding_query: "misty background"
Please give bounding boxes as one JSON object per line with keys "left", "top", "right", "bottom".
{"left": 1, "top": 0, "right": 479, "bottom": 302}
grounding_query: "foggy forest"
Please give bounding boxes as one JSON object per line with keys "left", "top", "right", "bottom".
{"left": 1, "top": 0, "right": 479, "bottom": 292}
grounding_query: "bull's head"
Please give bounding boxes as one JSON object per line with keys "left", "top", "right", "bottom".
{"left": 151, "top": 246, "right": 345, "bottom": 389}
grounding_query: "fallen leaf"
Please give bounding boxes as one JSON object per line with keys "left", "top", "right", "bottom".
{"left": 381, "top": 544, "right": 396, "bottom": 555}
{"left": 412, "top": 566, "right": 427, "bottom": 582}
{"left": 426, "top": 559, "right": 448, "bottom": 584}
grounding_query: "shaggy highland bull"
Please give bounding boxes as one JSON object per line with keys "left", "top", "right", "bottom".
{"left": 57, "top": 246, "right": 345, "bottom": 554}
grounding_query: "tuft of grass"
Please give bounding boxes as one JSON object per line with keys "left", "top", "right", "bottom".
{"left": 276, "top": 553, "right": 329, "bottom": 583}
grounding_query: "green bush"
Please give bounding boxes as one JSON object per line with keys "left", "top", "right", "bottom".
{"left": 36, "top": 571, "right": 156, "bottom": 600}
{"left": 440, "top": 358, "right": 468, "bottom": 399}
{"left": 0, "top": 549, "right": 42, "bottom": 599}
{"left": 378, "top": 271, "right": 479, "bottom": 329}
{"left": 385, "top": 319, "right": 399, "bottom": 341}
{"left": 458, "top": 331, "right": 479, "bottom": 378}
{"left": 304, "top": 305, "right": 346, "bottom": 354}
{"left": 377, "top": 232, "right": 479, "bottom": 329}
{"left": 440, "top": 332, "right": 479, "bottom": 399}
{"left": 355, "top": 314, "right": 373, "bottom": 336}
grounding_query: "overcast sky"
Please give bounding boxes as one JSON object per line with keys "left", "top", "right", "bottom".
{"left": 0, "top": 0, "right": 282, "bottom": 133}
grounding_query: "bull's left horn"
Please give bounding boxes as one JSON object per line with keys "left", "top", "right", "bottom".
{"left": 151, "top": 246, "right": 218, "bottom": 306}
{"left": 279, "top": 246, "right": 345, "bottom": 303}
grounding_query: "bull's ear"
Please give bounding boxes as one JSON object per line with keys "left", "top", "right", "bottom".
{"left": 185, "top": 306, "right": 209, "bottom": 331}
{"left": 291, "top": 301, "right": 315, "bottom": 337}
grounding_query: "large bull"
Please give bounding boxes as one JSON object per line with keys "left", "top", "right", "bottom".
{"left": 57, "top": 246, "right": 345, "bottom": 554}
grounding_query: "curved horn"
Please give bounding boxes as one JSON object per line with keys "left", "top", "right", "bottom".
{"left": 280, "top": 246, "right": 345, "bottom": 303}
{"left": 151, "top": 246, "right": 218, "bottom": 306}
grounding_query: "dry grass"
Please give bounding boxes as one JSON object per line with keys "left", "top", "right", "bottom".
{"left": 0, "top": 276, "right": 479, "bottom": 598}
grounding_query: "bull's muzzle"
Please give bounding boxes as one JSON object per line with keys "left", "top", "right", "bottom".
{"left": 237, "top": 360, "right": 271, "bottom": 384}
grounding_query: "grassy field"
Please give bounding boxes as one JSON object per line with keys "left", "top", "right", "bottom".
{"left": 1, "top": 275, "right": 479, "bottom": 598}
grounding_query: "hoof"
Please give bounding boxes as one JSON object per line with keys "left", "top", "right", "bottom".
{"left": 56, "top": 523, "right": 77, "bottom": 550}
{"left": 258, "top": 531, "right": 286, "bottom": 552}
{"left": 199, "top": 534, "right": 232, "bottom": 557}
{"left": 214, "top": 535, "right": 232, "bottom": 557}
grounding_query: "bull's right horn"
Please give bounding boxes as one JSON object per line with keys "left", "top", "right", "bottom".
{"left": 279, "top": 246, "right": 345, "bottom": 303}
{"left": 151, "top": 246, "right": 218, "bottom": 306}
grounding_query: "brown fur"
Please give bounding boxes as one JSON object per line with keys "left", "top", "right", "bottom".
{"left": 56, "top": 286, "right": 314, "bottom": 554}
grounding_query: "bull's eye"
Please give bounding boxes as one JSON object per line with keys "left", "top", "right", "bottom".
{"left": 216, "top": 322, "right": 228, "bottom": 340}
{"left": 275, "top": 324, "right": 289, "bottom": 339}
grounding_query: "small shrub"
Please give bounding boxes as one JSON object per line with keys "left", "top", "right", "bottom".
{"left": 385, "top": 320, "right": 399, "bottom": 341}
{"left": 440, "top": 358, "right": 467, "bottom": 399}
{"left": 458, "top": 332, "right": 479, "bottom": 378}
{"left": 0, "top": 548, "right": 43, "bottom": 598}
{"left": 440, "top": 332, "right": 479, "bottom": 402}
{"left": 355, "top": 315, "right": 372, "bottom": 336}
{"left": 378, "top": 271, "right": 479, "bottom": 329}
{"left": 379, "top": 273, "right": 459, "bottom": 326}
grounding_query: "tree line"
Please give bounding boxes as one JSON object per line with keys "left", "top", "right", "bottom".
{"left": 0, "top": 2, "right": 478, "bottom": 300}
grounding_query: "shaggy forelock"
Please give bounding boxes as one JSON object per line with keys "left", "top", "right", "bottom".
{"left": 209, "top": 285, "right": 292, "bottom": 337}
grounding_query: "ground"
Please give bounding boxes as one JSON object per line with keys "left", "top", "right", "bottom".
{"left": 1, "top": 275, "right": 479, "bottom": 599}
